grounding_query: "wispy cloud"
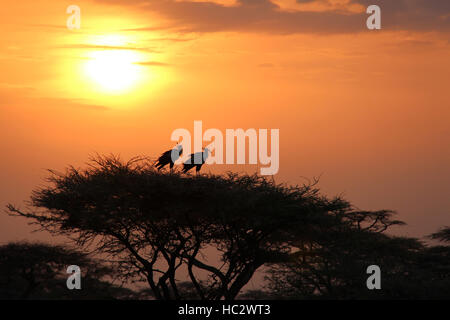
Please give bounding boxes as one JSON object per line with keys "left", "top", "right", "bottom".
{"left": 258, "top": 63, "right": 275, "bottom": 68}
{"left": 147, "top": 37, "right": 195, "bottom": 42}
{"left": 134, "top": 61, "right": 170, "bottom": 67}
{"left": 0, "top": 87, "right": 109, "bottom": 111}
{"left": 95, "top": 0, "right": 450, "bottom": 34}
{"left": 55, "top": 44, "right": 158, "bottom": 53}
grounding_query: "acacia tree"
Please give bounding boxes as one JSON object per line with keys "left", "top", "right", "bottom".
{"left": 430, "top": 227, "right": 450, "bottom": 243}
{"left": 0, "top": 242, "right": 133, "bottom": 299}
{"left": 8, "top": 155, "right": 424, "bottom": 300}
{"left": 4, "top": 155, "right": 354, "bottom": 299}
{"left": 266, "top": 220, "right": 450, "bottom": 299}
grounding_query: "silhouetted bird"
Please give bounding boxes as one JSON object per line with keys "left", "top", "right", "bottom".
{"left": 155, "top": 145, "right": 183, "bottom": 171}
{"left": 182, "top": 148, "right": 210, "bottom": 174}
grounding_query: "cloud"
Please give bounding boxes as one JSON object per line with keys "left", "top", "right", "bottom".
{"left": 0, "top": 87, "right": 109, "bottom": 111}
{"left": 62, "top": 99, "right": 110, "bottom": 110}
{"left": 258, "top": 63, "right": 275, "bottom": 67}
{"left": 134, "top": 61, "right": 170, "bottom": 66}
{"left": 95, "top": 0, "right": 450, "bottom": 34}
{"left": 55, "top": 44, "right": 158, "bottom": 53}
{"left": 147, "top": 37, "right": 195, "bottom": 42}
{"left": 118, "top": 25, "right": 178, "bottom": 32}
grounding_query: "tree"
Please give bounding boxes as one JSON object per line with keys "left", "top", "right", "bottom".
{"left": 7, "top": 155, "right": 448, "bottom": 300}
{"left": 0, "top": 242, "right": 134, "bottom": 299}
{"left": 266, "top": 222, "right": 450, "bottom": 300}
{"left": 430, "top": 227, "right": 450, "bottom": 243}
{"left": 6, "top": 155, "right": 363, "bottom": 300}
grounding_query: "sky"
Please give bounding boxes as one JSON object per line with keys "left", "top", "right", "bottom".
{"left": 0, "top": 0, "right": 449, "bottom": 244}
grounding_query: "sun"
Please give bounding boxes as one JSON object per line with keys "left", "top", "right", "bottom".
{"left": 60, "top": 34, "right": 169, "bottom": 104}
{"left": 83, "top": 50, "right": 142, "bottom": 93}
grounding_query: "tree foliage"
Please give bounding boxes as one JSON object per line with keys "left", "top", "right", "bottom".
{"left": 0, "top": 242, "right": 133, "bottom": 299}
{"left": 430, "top": 227, "right": 450, "bottom": 243}
{"left": 266, "top": 218, "right": 450, "bottom": 299}
{"left": 6, "top": 155, "right": 449, "bottom": 300}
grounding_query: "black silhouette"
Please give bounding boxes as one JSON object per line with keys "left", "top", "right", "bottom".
{"left": 5, "top": 155, "right": 450, "bottom": 300}
{"left": 155, "top": 145, "right": 183, "bottom": 171}
{"left": 430, "top": 226, "right": 450, "bottom": 242}
{"left": 0, "top": 242, "right": 134, "bottom": 300}
{"left": 267, "top": 224, "right": 450, "bottom": 299}
{"left": 182, "top": 148, "right": 209, "bottom": 174}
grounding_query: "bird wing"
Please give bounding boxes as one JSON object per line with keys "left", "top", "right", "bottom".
{"left": 158, "top": 150, "right": 172, "bottom": 160}
{"left": 184, "top": 153, "right": 195, "bottom": 165}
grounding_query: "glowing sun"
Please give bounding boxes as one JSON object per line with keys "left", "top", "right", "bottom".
{"left": 84, "top": 50, "right": 142, "bottom": 93}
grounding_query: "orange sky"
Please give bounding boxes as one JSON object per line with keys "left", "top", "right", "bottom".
{"left": 1, "top": 0, "right": 449, "bottom": 243}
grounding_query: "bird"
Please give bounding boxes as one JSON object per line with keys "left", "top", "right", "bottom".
{"left": 155, "top": 145, "right": 183, "bottom": 171}
{"left": 182, "top": 148, "right": 210, "bottom": 174}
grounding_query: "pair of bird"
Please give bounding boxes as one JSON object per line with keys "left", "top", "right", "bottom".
{"left": 155, "top": 145, "right": 210, "bottom": 173}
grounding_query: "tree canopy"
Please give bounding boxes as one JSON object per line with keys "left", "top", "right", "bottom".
{"left": 0, "top": 242, "right": 133, "bottom": 299}
{"left": 6, "top": 155, "right": 449, "bottom": 300}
